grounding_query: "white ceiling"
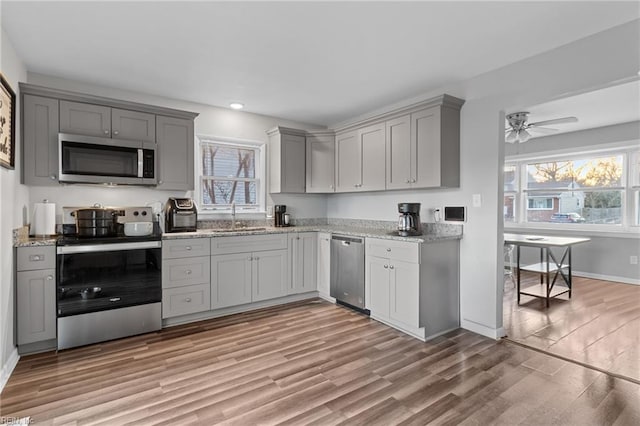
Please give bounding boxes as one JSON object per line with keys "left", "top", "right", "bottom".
{"left": 518, "top": 80, "right": 640, "bottom": 138}
{"left": 2, "top": 1, "right": 639, "bottom": 127}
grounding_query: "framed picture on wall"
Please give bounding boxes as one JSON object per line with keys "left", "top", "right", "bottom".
{"left": 0, "top": 73, "right": 16, "bottom": 170}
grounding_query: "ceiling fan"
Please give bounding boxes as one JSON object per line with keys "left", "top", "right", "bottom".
{"left": 505, "top": 111, "right": 578, "bottom": 143}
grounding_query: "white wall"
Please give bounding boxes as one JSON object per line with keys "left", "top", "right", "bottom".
{"left": 327, "top": 19, "right": 640, "bottom": 338}
{"left": 0, "top": 26, "right": 29, "bottom": 388}
{"left": 26, "top": 72, "right": 329, "bottom": 221}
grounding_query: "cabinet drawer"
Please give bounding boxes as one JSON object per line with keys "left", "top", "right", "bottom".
{"left": 366, "top": 238, "right": 420, "bottom": 263}
{"left": 211, "top": 233, "right": 288, "bottom": 255}
{"left": 162, "top": 256, "right": 210, "bottom": 288}
{"left": 162, "top": 284, "right": 210, "bottom": 319}
{"left": 162, "top": 238, "right": 210, "bottom": 259}
{"left": 17, "top": 246, "right": 56, "bottom": 271}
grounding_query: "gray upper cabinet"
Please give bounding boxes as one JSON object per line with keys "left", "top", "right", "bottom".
{"left": 268, "top": 127, "right": 306, "bottom": 193}
{"left": 358, "top": 122, "right": 386, "bottom": 191}
{"left": 335, "top": 130, "right": 359, "bottom": 192}
{"left": 156, "top": 115, "right": 195, "bottom": 190}
{"left": 385, "top": 114, "right": 412, "bottom": 190}
{"left": 305, "top": 131, "right": 335, "bottom": 193}
{"left": 61, "top": 101, "right": 156, "bottom": 142}
{"left": 60, "top": 100, "right": 112, "bottom": 138}
{"left": 22, "top": 95, "right": 59, "bottom": 185}
{"left": 20, "top": 83, "right": 199, "bottom": 188}
{"left": 111, "top": 108, "right": 155, "bottom": 142}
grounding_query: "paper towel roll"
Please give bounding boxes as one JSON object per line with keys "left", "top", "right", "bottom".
{"left": 32, "top": 201, "right": 56, "bottom": 236}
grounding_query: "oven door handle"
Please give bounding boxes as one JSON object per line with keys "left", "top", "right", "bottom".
{"left": 57, "top": 241, "right": 161, "bottom": 254}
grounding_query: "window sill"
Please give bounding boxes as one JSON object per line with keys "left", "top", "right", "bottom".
{"left": 505, "top": 223, "right": 640, "bottom": 239}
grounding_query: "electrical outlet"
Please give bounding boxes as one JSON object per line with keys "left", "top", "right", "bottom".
{"left": 266, "top": 205, "right": 274, "bottom": 218}
{"left": 472, "top": 194, "right": 482, "bottom": 208}
{"left": 631, "top": 256, "right": 638, "bottom": 265}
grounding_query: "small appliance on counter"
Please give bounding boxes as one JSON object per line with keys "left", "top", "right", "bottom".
{"left": 165, "top": 198, "right": 197, "bottom": 232}
{"left": 397, "top": 202, "right": 422, "bottom": 236}
{"left": 274, "top": 205, "right": 288, "bottom": 227}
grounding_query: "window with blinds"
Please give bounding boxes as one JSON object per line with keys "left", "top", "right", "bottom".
{"left": 200, "top": 141, "right": 261, "bottom": 209}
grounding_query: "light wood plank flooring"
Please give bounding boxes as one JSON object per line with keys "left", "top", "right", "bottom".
{"left": 2, "top": 299, "right": 639, "bottom": 425}
{"left": 504, "top": 272, "right": 640, "bottom": 383}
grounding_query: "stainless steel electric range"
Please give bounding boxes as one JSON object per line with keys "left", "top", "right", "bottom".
{"left": 56, "top": 206, "right": 162, "bottom": 350}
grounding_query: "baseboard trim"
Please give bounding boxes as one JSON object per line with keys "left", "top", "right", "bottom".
{"left": 0, "top": 348, "right": 20, "bottom": 393}
{"left": 573, "top": 271, "right": 639, "bottom": 286}
{"left": 461, "top": 318, "right": 502, "bottom": 339}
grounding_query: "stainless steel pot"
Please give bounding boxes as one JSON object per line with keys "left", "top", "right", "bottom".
{"left": 73, "top": 208, "right": 118, "bottom": 237}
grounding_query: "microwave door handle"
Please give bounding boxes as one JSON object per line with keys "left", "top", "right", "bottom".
{"left": 137, "top": 149, "right": 143, "bottom": 178}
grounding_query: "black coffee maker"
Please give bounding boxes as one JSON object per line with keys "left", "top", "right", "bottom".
{"left": 274, "top": 205, "right": 287, "bottom": 227}
{"left": 397, "top": 203, "right": 422, "bottom": 236}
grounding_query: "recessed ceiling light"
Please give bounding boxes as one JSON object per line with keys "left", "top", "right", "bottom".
{"left": 229, "top": 102, "right": 244, "bottom": 110}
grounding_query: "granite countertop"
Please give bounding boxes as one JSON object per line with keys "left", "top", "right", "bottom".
{"left": 163, "top": 225, "right": 462, "bottom": 243}
{"left": 13, "top": 226, "right": 58, "bottom": 248}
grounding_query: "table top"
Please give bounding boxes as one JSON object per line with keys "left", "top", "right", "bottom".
{"left": 504, "top": 233, "right": 591, "bottom": 247}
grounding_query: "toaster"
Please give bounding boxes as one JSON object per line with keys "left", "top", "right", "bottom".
{"left": 165, "top": 198, "right": 197, "bottom": 232}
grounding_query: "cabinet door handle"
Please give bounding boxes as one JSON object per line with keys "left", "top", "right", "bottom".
{"left": 185, "top": 298, "right": 191, "bottom": 303}
{"left": 389, "top": 265, "right": 394, "bottom": 270}
{"left": 46, "top": 275, "right": 54, "bottom": 280}
{"left": 113, "top": 130, "right": 119, "bottom": 136}
{"left": 158, "top": 180, "right": 163, "bottom": 185}
{"left": 254, "top": 256, "right": 260, "bottom": 260}
{"left": 411, "top": 179, "right": 416, "bottom": 183}
{"left": 104, "top": 129, "right": 110, "bottom": 135}
{"left": 405, "top": 179, "right": 410, "bottom": 183}
{"left": 386, "top": 248, "right": 391, "bottom": 252}
{"left": 329, "top": 185, "right": 334, "bottom": 189}
{"left": 248, "top": 256, "right": 253, "bottom": 261}
{"left": 384, "top": 265, "right": 388, "bottom": 269}
{"left": 50, "top": 175, "right": 56, "bottom": 180}
{"left": 30, "top": 255, "right": 43, "bottom": 261}
{"left": 185, "top": 270, "right": 192, "bottom": 275}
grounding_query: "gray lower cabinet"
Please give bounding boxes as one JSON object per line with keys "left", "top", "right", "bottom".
{"left": 251, "top": 249, "right": 289, "bottom": 302}
{"left": 22, "top": 95, "right": 59, "bottom": 185}
{"left": 289, "top": 233, "right": 317, "bottom": 294}
{"left": 316, "top": 232, "right": 331, "bottom": 299}
{"left": 156, "top": 115, "right": 195, "bottom": 190}
{"left": 162, "top": 238, "right": 211, "bottom": 318}
{"left": 211, "top": 253, "right": 253, "bottom": 309}
{"left": 365, "top": 238, "right": 459, "bottom": 341}
{"left": 16, "top": 246, "right": 57, "bottom": 351}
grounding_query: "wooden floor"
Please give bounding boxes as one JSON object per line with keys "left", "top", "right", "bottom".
{"left": 2, "top": 300, "right": 640, "bottom": 425}
{"left": 504, "top": 272, "right": 640, "bottom": 383}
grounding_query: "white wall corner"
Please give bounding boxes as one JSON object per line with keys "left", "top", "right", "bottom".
{"left": 0, "top": 348, "right": 19, "bottom": 393}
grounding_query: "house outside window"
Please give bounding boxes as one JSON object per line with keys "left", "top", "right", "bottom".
{"left": 198, "top": 137, "right": 265, "bottom": 212}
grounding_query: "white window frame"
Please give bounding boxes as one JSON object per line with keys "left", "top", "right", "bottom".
{"left": 527, "top": 197, "right": 554, "bottom": 210}
{"left": 196, "top": 135, "right": 266, "bottom": 216}
{"left": 505, "top": 143, "right": 640, "bottom": 235}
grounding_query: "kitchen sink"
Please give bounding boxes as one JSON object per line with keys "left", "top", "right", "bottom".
{"left": 197, "top": 227, "right": 267, "bottom": 233}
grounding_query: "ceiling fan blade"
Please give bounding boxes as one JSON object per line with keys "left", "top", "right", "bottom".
{"left": 529, "top": 116, "right": 578, "bottom": 127}
{"left": 526, "top": 126, "right": 558, "bottom": 135}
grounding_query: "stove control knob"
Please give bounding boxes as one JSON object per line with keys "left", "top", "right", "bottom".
{"left": 141, "top": 211, "right": 147, "bottom": 216}
{"left": 133, "top": 211, "right": 139, "bottom": 216}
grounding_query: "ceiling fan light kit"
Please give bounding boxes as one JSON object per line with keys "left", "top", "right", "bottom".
{"left": 505, "top": 111, "right": 578, "bottom": 144}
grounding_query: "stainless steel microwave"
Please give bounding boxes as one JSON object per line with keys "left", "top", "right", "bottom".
{"left": 58, "top": 133, "right": 156, "bottom": 185}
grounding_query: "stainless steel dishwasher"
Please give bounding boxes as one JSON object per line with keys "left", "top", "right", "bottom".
{"left": 330, "top": 235, "right": 366, "bottom": 311}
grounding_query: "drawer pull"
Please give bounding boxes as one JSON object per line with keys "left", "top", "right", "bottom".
{"left": 30, "top": 255, "right": 43, "bottom": 261}
{"left": 185, "top": 246, "right": 192, "bottom": 251}
{"left": 384, "top": 265, "right": 388, "bottom": 269}
{"left": 46, "top": 275, "right": 54, "bottom": 280}
{"left": 185, "top": 269, "right": 192, "bottom": 275}
{"left": 389, "top": 265, "right": 395, "bottom": 270}
{"left": 185, "top": 298, "right": 192, "bottom": 303}
{"left": 386, "top": 248, "right": 391, "bottom": 252}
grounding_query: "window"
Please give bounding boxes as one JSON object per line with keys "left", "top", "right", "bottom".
{"left": 505, "top": 148, "right": 639, "bottom": 230}
{"left": 198, "top": 138, "right": 265, "bottom": 212}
